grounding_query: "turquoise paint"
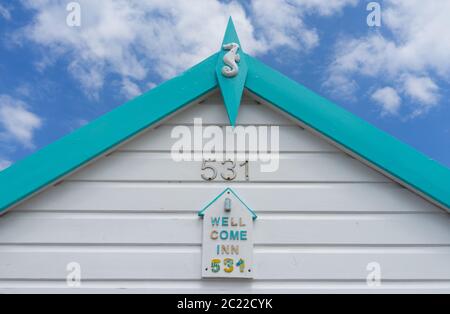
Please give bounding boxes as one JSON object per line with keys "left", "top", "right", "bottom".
{"left": 218, "top": 230, "right": 247, "bottom": 241}
{"left": 0, "top": 53, "right": 219, "bottom": 213}
{"left": 211, "top": 217, "right": 221, "bottom": 226}
{"left": 245, "top": 54, "right": 450, "bottom": 211}
{"left": 198, "top": 188, "right": 258, "bottom": 220}
{"left": 1, "top": 22, "right": 449, "bottom": 215}
{"left": 216, "top": 17, "right": 248, "bottom": 126}
{"left": 222, "top": 217, "right": 229, "bottom": 226}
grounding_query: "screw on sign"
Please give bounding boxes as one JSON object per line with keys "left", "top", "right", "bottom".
{"left": 199, "top": 188, "right": 256, "bottom": 279}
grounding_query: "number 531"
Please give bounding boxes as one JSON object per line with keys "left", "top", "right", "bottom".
{"left": 201, "top": 160, "right": 249, "bottom": 181}
{"left": 210, "top": 258, "right": 246, "bottom": 273}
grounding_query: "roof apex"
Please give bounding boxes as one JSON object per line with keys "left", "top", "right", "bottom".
{"left": 216, "top": 17, "right": 248, "bottom": 126}
{"left": 223, "top": 17, "right": 241, "bottom": 48}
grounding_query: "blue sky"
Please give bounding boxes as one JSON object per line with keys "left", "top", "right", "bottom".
{"left": 0, "top": 0, "right": 449, "bottom": 170}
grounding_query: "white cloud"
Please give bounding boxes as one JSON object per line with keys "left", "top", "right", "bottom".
{"left": 250, "top": 0, "right": 318, "bottom": 51}
{"left": 0, "top": 4, "right": 11, "bottom": 20}
{"left": 19, "top": 0, "right": 356, "bottom": 98}
{"left": 19, "top": 0, "right": 259, "bottom": 98}
{"left": 250, "top": 0, "right": 357, "bottom": 52}
{"left": 371, "top": 87, "right": 401, "bottom": 116}
{"left": 0, "top": 159, "right": 12, "bottom": 171}
{"left": 0, "top": 95, "right": 42, "bottom": 148}
{"left": 403, "top": 76, "right": 440, "bottom": 106}
{"left": 326, "top": 0, "right": 450, "bottom": 117}
{"left": 121, "top": 78, "right": 142, "bottom": 99}
{"left": 403, "top": 75, "right": 440, "bottom": 117}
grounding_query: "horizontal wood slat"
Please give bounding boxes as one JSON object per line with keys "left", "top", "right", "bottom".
{"left": 167, "top": 94, "right": 295, "bottom": 126}
{"left": 119, "top": 126, "right": 338, "bottom": 153}
{"left": 1, "top": 247, "right": 450, "bottom": 280}
{"left": 67, "top": 153, "right": 388, "bottom": 183}
{"left": 15, "top": 182, "right": 440, "bottom": 213}
{"left": 1, "top": 279, "right": 450, "bottom": 294}
{"left": 1, "top": 212, "right": 449, "bottom": 245}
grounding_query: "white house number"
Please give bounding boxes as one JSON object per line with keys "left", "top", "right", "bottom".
{"left": 201, "top": 160, "right": 249, "bottom": 181}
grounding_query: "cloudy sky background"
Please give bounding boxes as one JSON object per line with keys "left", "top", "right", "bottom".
{"left": 0, "top": 0, "right": 449, "bottom": 170}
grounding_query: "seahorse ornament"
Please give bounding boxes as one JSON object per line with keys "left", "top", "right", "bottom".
{"left": 222, "top": 43, "right": 240, "bottom": 78}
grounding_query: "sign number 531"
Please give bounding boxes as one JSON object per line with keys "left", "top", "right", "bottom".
{"left": 201, "top": 160, "right": 249, "bottom": 181}
{"left": 211, "top": 258, "right": 246, "bottom": 274}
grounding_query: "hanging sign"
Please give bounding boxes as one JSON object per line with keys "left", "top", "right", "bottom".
{"left": 198, "top": 188, "right": 257, "bottom": 279}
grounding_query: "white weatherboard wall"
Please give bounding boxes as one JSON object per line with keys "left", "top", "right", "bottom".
{"left": 0, "top": 91, "right": 449, "bottom": 293}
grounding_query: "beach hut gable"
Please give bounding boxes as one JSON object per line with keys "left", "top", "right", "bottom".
{"left": 0, "top": 18, "right": 449, "bottom": 214}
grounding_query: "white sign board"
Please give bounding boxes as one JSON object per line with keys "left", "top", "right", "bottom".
{"left": 199, "top": 189, "right": 256, "bottom": 279}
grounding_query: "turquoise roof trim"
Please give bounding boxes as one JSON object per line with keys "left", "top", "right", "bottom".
{"left": 245, "top": 54, "right": 450, "bottom": 210}
{"left": 198, "top": 188, "right": 258, "bottom": 220}
{"left": 216, "top": 17, "right": 248, "bottom": 126}
{"left": 0, "top": 53, "right": 219, "bottom": 213}
{"left": 0, "top": 24, "right": 449, "bottom": 214}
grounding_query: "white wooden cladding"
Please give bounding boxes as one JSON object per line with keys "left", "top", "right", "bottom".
{"left": 16, "top": 182, "right": 441, "bottom": 213}
{"left": 1, "top": 282, "right": 449, "bottom": 294}
{"left": 0, "top": 212, "right": 449, "bottom": 245}
{"left": 1, "top": 91, "right": 450, "bottom": 293}
{"left": 119, "top": 126, "right": 338, "bottom": 152}
{"left": 68, "top": 153, "right": 388, "bottom": 183}
{"left": 1, "top": 247, "right": 449, "bottom": 280}
{"left": 167, "top": 93, "right": 295, "bottom": 126}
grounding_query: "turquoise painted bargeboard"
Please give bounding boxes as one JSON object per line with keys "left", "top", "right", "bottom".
{"left": 0, "top": 53, "right": 219, "bottom": 213}
{"left": 245, "top": 55, "right": 450, "bottom": 210}
{"left": 0, "top": 51, "right": 449, "bottom": 214}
